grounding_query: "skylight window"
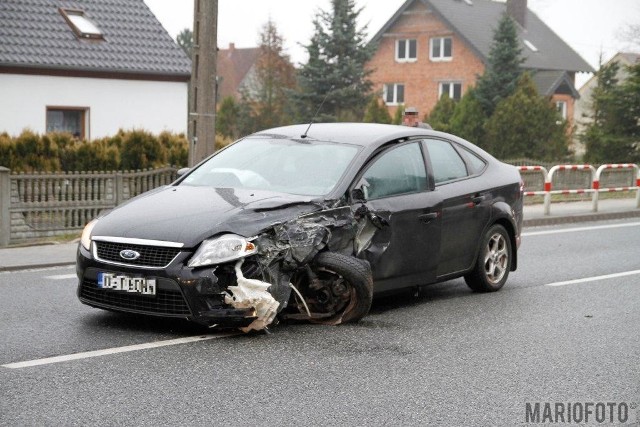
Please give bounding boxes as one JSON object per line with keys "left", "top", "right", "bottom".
{"left": 524, "top": 40, "right": 538, "bottom": 52}
{"left": 60, "top": 9, "right": 103, "bottom": 39}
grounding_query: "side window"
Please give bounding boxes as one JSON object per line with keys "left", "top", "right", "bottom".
{"left": 426, "top": 139, "right": 468, "bottom": 184}
{"left": 457, "top": 145, "right": 487, "bottom": 175}
{"left": 360, "top": 143, "right": 428, "bottom": 200}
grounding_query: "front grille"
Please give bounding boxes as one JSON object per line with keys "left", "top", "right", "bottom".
{"left": 95, "top": 241, "right": 181, "bottom": 268}
{"left": 80, "top": 280, "right": 191, "bottom": 316}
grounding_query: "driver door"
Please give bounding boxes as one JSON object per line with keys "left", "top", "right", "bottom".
{"left": 354, "top": 141, "right": 442, "bottom": 292}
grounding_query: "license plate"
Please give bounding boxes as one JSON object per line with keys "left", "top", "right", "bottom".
{"left": 97, "top": 273, "right": 156, "bottom": 295}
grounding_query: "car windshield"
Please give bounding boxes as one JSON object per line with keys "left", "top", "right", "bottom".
{"left": 180, "top": 137, "right": 360, "bottom": 196}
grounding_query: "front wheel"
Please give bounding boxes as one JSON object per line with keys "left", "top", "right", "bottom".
{"left": 289, "top": 252, "right": 373, "bottom": 325}
{"left": 465, "top": 224, "right": 512, "bottom": 292}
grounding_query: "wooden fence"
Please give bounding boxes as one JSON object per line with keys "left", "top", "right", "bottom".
{"left": 0, "top": 166, "right": 177, "bottom": 246}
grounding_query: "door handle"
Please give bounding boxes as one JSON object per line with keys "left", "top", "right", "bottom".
{"left": 471, "top": 194, "right": 485, "bottom": 205}
{"left": 418, "top": 212, "right": 438, "bottom": 223}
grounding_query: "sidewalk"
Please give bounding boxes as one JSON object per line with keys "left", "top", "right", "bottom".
{"left": 0, "top": 198, "right": 638, "bottom": 272}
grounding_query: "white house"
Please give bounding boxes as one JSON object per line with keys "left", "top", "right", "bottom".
{"left": 0, "top": 0, "right": 191, "bottom": 140}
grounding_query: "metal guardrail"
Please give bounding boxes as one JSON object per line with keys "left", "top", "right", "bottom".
{"left": 518, "top": 164, "right": 640, "bottom": 216}
{"left": 0, "top": 166, "right": 177, "bottom": 246}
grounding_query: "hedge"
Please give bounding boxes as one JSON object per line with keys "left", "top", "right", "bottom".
{"left": 0, "top": 129, "right": 190, "bottom": 172}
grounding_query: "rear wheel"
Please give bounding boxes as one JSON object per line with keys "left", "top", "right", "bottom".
{"left": 289, "top": 252, "right": 373, "bottom": 325}
{"left": 465, "top": 224, "right": 512, "bottom": 292}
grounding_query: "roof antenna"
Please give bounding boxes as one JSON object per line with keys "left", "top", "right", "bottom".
{"left": 301, "top": 85, "right": 334, "bottom": 138}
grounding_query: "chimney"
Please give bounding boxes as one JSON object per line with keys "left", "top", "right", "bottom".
{"left": 507, "top": 0, "right": 527, "bottom": 28}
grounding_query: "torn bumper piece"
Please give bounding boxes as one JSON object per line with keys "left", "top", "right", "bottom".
{"left": 223, "top": 260, "right": 280, "bottom": 332}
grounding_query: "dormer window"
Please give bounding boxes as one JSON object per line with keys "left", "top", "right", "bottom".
{"left": 524, "top": 40, "right": 538, "bottom": 52}
{"left": 60, "top": 9, "right": 103, "bottom": 40}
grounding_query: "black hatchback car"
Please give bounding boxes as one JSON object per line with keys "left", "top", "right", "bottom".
{"left": 77, "top": 123, "right": 523, "bottom": 331}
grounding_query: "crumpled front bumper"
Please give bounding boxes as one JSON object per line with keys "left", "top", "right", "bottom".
{"left": 76, "top": 244, "right": 270, "bottom": 328}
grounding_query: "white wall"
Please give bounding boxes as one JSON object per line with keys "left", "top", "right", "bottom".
{"left": 0, "top": 73, "right": 188, "bottom": 138}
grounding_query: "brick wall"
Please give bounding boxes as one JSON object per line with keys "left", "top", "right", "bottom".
{"left": 367, "top": 1, "right": 485, "bottom": 120}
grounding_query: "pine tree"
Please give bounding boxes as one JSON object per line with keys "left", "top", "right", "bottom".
{"left": 216, "top": 96, "right": 241, "bottom": 139}
{"left": 449, "top": 87, "right": 487, "bottom": 147}
{"left": 484, "top": 73, "right": 568, "bottom": 161}
{"left": 475, "top": 13, "right": 524, "bottom": 116}
{"left": 176, "top": 28, "right": 193, "bottom": 58}
{"left": 363, "top": 97, "right": 392, "bottom": 124}
{"left": 292, "top": 0, "right": 376, "bottom": 122}
{"left": 392, "top": 104, "right": 405, "bottom": 125}
{"left": 242, "top": 19, "right": 297, "bottom": 131}
{"left": 426, "top": 94, "right": 456, "bottom": 132}
{"left": 582, "top": 62, "right": 640, "bottom": 163}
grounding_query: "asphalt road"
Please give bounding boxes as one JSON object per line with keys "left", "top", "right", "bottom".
{"left": 1, "top": 219, "right": 639, "bottom": 426}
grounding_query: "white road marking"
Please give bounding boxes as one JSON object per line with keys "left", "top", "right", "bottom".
{"left": 44, "top": 274, "right": 77, "bottom": 280}
{"left": 545, "top": 269, "right": 640, "bottom": 287}
{"left": 522, "top": 221, "right": 640, "bottom": 237}
{"left": 2, "top": 334, "right": 233, "bottom": 369}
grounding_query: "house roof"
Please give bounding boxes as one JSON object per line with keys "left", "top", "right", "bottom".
{"left": 371, "top": 0, "right": 595, "bottom": 74}
{"left": 531, "top": 70, "right": 580, "bottom": 98}
{"left": 0, "top": 0, "right": 191, "bottom": 80}
{"left": 217, "top": 44, "right": 260, "bottom": 100}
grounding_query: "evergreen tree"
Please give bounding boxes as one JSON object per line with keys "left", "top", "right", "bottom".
{"left": 582, "top": 62, "right": 640, "bottom": 163}
{"left": 216, "top": 96, "right": 241, "bottom": 139}
{"left": 449, "top": 87, "right": 487, "bottom": 147}
{"left": 363, "top": 97, "right": 392, "bottom": 124}
{"left": 176, "top": 28, "right": 193, "bottom": 58}
{"left": 292, "top": 0, "right": 376, "bottom": 122}
{"left": 475, "top": 13, "right": 524, "bottom": 115}
{"left": 426, "top": 94, "right": 456, "bottom": 132}
{"left": 484, "top": 73, "right": 569, "bottom": 161}
{"left": 392, "top": 104, "right": 405, "bottom": 125}
{"left": 242, "top": 19, "right": 297, "bottom": 131}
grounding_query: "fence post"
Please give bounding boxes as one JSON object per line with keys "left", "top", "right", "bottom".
{"left": 0, "top": 167, "right": 10, "bottom": 247}
{"left": 115, "top": 171, "right": 123, "bottom": 206}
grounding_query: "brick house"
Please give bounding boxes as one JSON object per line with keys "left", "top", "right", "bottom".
{"left": 216, "top": 43, "right": 260, "bottom": 102}
{"left": 367, "top": 0, "right": 594, "bottom": 125}
{"left": 0, "top": 0, "right": 191, "bottom": 140}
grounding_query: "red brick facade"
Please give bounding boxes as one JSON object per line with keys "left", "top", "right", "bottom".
{"left": 367, "top": 1, "right": 485, "bottom": 120}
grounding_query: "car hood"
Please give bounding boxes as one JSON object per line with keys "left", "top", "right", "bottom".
{"left": 91, "top": 185, "right": 326, "bottom": 247}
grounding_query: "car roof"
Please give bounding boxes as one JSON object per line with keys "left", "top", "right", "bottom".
{"left": 251, "top": 123, "right": 431, "bottom": 147}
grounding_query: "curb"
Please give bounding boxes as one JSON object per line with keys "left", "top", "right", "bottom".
{"left": 0, "top": 261, "right": 76, "bottom": 273}
{"left": 523, "top": 209, "right": 640, "bottom": 227}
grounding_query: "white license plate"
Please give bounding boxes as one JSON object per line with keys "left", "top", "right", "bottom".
{"left": 97, "top": 273, "right": 156, "bottom": 295}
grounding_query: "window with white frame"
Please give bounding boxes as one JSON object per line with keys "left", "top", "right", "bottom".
{"left": 430, "top": 37, "right": 452, "bottom": 61}
{"left": 383, "top": 83, "right": 405, "bottom": 105}
{"left": 396, "top": 39, "right": 417, "bottom": 62}
{"left": 438, "top": 82, "right": 462, "bottom": 101}
{"left": 556, "top": 101, "right": 567, "bottom": 120}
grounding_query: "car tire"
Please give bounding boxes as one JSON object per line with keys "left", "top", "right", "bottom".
{"left": 464, "top": 224, "right": 512, "bottom": 293}
{"left": 290, "top": 252, "right": 373, "bottom": 325}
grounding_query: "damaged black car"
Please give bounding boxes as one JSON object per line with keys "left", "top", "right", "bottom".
{"left": 76, "top": 123, "right": 523, "bottom": 331}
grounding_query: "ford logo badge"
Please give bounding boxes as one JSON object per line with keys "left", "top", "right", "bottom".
{"left": 119, "top": 249, "right": 141, "bottom": 261}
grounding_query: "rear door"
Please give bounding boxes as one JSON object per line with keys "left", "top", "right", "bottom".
{"left": 423, "top": 138, "right": 491, "bottom": 277}
{"left": 353, "top": 141, "right": 443, "bottom": 292}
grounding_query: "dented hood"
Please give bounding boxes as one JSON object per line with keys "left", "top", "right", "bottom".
{"left": 91, "top": 185, "right": 325, "bottom": 247}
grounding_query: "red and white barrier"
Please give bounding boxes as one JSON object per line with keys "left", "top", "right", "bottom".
{"left": 592, "top": 164, "right": 640, "bottom": 212}
{"left": 517, "top": 163, "right": 639, "bottom": 215}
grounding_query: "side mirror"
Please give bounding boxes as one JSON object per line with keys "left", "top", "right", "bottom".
{"left": 177, "top": 167, "right": 190, "bottom": 177}
{"left": 351, "top": 188, "right": 366, "bottom": 202}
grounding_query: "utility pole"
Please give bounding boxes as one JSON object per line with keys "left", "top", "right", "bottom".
{"left": 188, "top": 0, "right": 218, "bottom": 166}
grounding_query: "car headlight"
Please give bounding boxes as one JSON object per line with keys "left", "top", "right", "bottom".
{"left": 80, "top": 219, "right": 99, "bottom": 251}
{"left": 188, "top": 234, "right": 257, "bottom": 268}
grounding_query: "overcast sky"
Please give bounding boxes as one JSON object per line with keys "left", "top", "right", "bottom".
{"left": 144, "top": 0, "right": 640, "bottom": 88}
